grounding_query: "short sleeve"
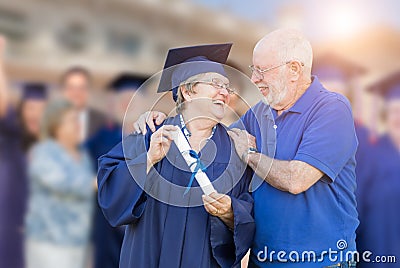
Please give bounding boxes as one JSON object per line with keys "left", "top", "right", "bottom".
{"left": 229, "top": 113, "right": 249, "bottom": 131}
{"left": 229, "top": 103, "right": 263, "bottom": 137}
{"left": 293, "top": 98, "right": 358, "bottom": 183}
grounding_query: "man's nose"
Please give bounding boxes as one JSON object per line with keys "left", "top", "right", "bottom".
{"left": 251, "top": 72, "right": 261, "bottom": 83}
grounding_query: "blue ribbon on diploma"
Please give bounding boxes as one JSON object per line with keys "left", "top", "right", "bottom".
{"left": 184, "top": 150, "right": 207, "bottom": 195}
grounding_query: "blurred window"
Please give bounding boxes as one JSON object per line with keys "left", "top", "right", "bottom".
{"left": 106, "top": 30, "right": 142, "bottom": 56}
{"left": 56, "top": 21, "right": 90, "bottom": 52}
{"left": 0, "top": 8, "right": 28, "bottom": 41}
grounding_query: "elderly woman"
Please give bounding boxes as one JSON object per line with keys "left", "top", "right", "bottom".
{"left": 25, "top": 99, "right": 95, "bottom": 268}
{"left": 98, "top": 44, "right": 255, "bottom": 268}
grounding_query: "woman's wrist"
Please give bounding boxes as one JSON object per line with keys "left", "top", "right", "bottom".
{"left": 219, "top": 213, "right": 234, "bottom": 230}
{"left": 146, "top": 153, "right": 156, "bottom": 174}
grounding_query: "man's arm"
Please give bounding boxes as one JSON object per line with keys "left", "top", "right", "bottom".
{"left": 246, "top": 152, "right": 323, "bottom": 194}
{"left": 228, "top": 128, "right": 323, "bottom": 195}
{"left": 0, "top": 36, "right": 8, "bottom": 118}
{"left": 229, "top": 97, "right": 357, "bottom": 195}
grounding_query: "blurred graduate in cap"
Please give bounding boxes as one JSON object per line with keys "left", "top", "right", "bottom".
{"left": 87, "top": 73, "right": 147, "bottom": 268}
{"left": 0, "top": 36, "right": 27, "bottom": 268}
{"left": 312, "top": 52, "right": 374, "bottom": 167}
{"left": 87, "top": 73, "right": 148, "bottom": 168}
{"left": 0, "top": 35, "right": 49, "bottom": 267}
{"left": 356, "top": 72, "right": 400, "bottom": 268}
{"left": 110, "top": 73, "right": 149, "bottom": 134}
{"left": 0, "top": 82, "right": 48, "bottom": 155}
{"left": 18, "top": 83, "right": 48, "bottom": 151}
{"left": 97, "top": 43, "right": 255, "bottom": 267}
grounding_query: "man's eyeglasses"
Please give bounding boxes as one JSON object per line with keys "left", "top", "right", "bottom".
{"left": 249, "top": 60, "right": 304, "bottom": 80}
{"left": 191, "top": 78, "right": 236, "bottom": 95}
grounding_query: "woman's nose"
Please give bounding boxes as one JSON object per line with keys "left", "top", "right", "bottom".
{"left": 219, "top": 88, "right": 229, "bottom": 96}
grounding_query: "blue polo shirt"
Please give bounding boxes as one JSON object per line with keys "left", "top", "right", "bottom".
{"left": 232, "top": 76, "right": 359, "bottom": 267}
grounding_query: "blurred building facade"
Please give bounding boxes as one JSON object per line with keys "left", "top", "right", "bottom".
{"left": 1, "top": 0, "right": 400, "bottom": 130}
{"left": 0, "top": 0, "right": 267, "bottom": 90}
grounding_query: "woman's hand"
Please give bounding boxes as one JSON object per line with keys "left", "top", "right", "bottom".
{"left": 93, "top": 177, "right": 98, "bottom": 191}
{"left": 202, "top": 192, "right": 234, "bottom": 229}
{"left": 147, "top": 125, "right": 177, "bottom": 172}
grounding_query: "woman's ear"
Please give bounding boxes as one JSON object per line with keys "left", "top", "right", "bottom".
{"left": 180, "top": 85, "right": 192, "bottom": 103}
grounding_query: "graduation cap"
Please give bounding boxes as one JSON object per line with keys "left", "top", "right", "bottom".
{"left": 108, "top": 73, "right": 148, "bottom": 92}
{"left": 368, "top": 71, "right": 400, "bottom": 101}
{"left": 313, "top": 52, "right": 365, "bottom": 81}
{"left": 157, "top": 43, "right": 232, "bottom": 101}
{"left": 22, "top": 83, "right": 48, "bottom": 100}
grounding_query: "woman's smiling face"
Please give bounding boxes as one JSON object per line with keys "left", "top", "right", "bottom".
{"left": 184, "top": 72, "right": 231, "bottom": 122}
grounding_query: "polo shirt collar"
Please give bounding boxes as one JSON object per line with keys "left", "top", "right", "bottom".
{"left": 287, "top": 75, "right": 323, "bottom": 114}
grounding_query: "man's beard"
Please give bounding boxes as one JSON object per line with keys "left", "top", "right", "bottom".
{"left": 262, "top": 80, "right": 288, "bottom": 109}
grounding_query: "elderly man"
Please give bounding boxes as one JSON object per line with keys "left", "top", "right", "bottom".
{"left": 134, "top": 29, "right": 359, "bottom": 267}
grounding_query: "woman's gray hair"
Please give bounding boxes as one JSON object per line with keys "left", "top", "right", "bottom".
{"left": 40, "top": 98, "right": 74, "bottom": 140}
{"left": 176, "top": 73, "right": 206, "bottom": 113}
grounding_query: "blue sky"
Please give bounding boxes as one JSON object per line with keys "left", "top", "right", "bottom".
{"left": 192, "top": 0, "right": 400, "bottom": 41}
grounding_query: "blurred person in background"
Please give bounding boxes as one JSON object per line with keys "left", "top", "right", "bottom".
{"left": 60, "top": 66, "right": 106, "bottom": 142}
{"left": 108, "top": 73, "right": 149, "bottom": 134}
{"left": 59, "top": 66, "right": 110, "bottom": 267}
{"left": 18, "top": 83, "right": 48, "bottom": 151}
{"left": 0, "top": 36, "right": 48, "bottom": 268}
{"left": 0, "top": 34, "right": 26, "bottom": 268}
{"left": 86, "top": 73, "right": 147, "bottom": 268}
{"left": 311, "top": 57, "right": 377, "bottom": 198}
{"left": 25, "top": 98, "right": 95, "bottom": 268}
{"left": 356, "top": 74, "right": 400, "bottom": 267}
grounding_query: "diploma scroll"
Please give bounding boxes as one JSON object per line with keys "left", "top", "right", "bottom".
{"left": 171, "top": 126, "right": 216, "bottom": 195}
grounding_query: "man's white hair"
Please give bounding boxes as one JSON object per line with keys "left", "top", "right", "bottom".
{"left": 256, "top": 29, "right": 313, "bottom": 73}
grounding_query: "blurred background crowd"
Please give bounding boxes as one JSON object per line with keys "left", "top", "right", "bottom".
{"left": 0, "top": 0, "right": 399, "bottom": 267}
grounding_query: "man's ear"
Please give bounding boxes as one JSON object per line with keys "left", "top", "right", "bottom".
{"left": 289, "top": 61, "right": 302, "bottom": 81}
